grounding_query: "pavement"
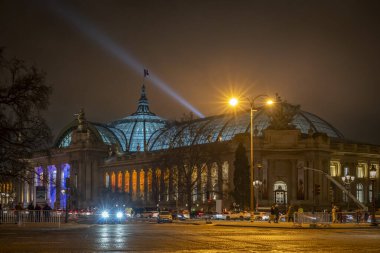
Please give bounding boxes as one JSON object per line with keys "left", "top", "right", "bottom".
{"left": 0, "top": 219, "right": 379, "bottom": 230}
{"left": 178, "top": 219, "right": 380, "bottom": 229}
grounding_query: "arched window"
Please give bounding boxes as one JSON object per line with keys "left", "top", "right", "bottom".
{"left": 111, "top": 172, "right": 116, "bottom": 192}
{"left": 273, "top": 181, "right": 287, "bottom": 205}
{"left": 147, "top": 169, "right": 152, "bottom": 200}
{"left": 124, "top": 171, "right": 130, "bottom": 193}
{"left": 118, "top": 171, "right": 123, "bottom": 192}
{"left": 211, "top": 164, "right": 218, "bottom": 200}
{"left": 140, "top": 170, "right": 145, "bottom": 199}
{"left": 164, "top": 168, "right": 170, "bottom": 201}
{"left": 356, "top": 183, "right": 364, "bottom": 203}
{"left": 132, "top": 170, "right": 137, "bottom": 199}
{"left": 105, "top": 172, "right": 110, "bottom": 188}
{"left": 201, "top": 165, "right": 207, "bottom": 202}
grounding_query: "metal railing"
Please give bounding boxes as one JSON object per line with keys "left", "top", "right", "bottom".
{"left": 293, "top": 211, "right": 370, "bottom": 226}
{"left": 0, "top": 210, "right": 63, "bottom": 224}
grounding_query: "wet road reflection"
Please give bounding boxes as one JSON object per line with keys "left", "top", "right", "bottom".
{"left": 0, "top": 223, "right": 379, "bottom": 252}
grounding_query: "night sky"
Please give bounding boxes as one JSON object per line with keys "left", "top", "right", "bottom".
{"left": 1, "top": 0, "right": 380, "bottom": 144}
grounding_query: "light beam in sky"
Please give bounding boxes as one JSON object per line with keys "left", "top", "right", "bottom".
{"left": 47, "top": 0, "right": 205, "bottom": 118}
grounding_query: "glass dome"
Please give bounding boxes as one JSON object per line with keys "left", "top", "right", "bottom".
{"left": 55, "top": 122, "right": 127, "bottom": 150}
{"left": 148, "top": 108, "right": 344, "bottom": 151}
{"left": 110, "top": 84, "right": 167, "bottom": 152}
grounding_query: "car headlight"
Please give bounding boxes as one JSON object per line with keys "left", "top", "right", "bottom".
{"left": 101, "top": 211, "right": 109, "bottom": 218}
{"left": 116, "top": 212, "right": 123, "bottom": 219}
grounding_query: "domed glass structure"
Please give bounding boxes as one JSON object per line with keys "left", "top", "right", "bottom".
{"left": 55, "top": 121, "right": 127, "bottom": 150}
{"left": 148, "top": 108, "right": 344, "bottom": 151}
{"left": 110, "top": 84, "right": 167, "bottom": 152}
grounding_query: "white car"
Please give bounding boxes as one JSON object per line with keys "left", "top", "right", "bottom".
{"left": 225, "top": 211, "right": 251, "bottom": 220}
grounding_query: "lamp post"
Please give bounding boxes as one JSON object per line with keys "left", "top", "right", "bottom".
{"left": 61, "top": 189, "right": 68, "bottom": 223}
{"left": 369, "top": 165, "right": 377, "bottom": 226}
{"left": 341, "top": 173, "right": 355, "bottom": 210}
{"left": 253, "top": 180, "right": 262, "bottom": 212}
{"left": 229, "top": 95, "right": 273, "bottom": 211}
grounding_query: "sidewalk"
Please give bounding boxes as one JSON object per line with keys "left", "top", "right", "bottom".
{"left": 176, "top": 219, "right": 379, "bottom": 229}
{"left": 0, "top": 221, "right": 93, "bottom": 230}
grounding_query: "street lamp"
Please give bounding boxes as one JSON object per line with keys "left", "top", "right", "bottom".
{"left": 229, "top": 95, "right": 273, "bottom": 211}
{"left": 369, "top": 165, "right": 377, "bottom": 226}
{"left": 61, "top": 189, "right": 69, "bottom": 223}
{"left": 341, "top": 173, "right": 355, "bottom": 210}
{"left": 253, "top": 180, "right": 262, "bottom": 212}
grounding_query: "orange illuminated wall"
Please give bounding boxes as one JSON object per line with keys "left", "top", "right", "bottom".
{"left": 132, "top": 170, "right": 137, "bottom": 199}
{"left": 111, "top": 172, "right": 116, "bottom": 192}
{"left": 139, "top": 170, "right": 145, "bottom": 198}
{"left": 124, "top": 171, "right": 130, "bottom": 193}
{"left": 117, "top": 171, "right": 122, "bottom": 192}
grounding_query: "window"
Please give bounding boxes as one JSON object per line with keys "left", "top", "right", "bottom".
{"left": 356, "top": 183, "right": 364, "bottom": 203}
{"left": 330, "top": 161, "right": 339, "bottom": 177}
{"left": 343, "top": 167, "right": 350, "bottom": 176}
{"left": 356, "top": 164, "right": 365, "bottom": 178}
{"left": 273, "top": 181, "right": 287, "bottom": 205}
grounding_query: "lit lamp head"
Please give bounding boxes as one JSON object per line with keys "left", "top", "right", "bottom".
{"left": 370, "top": 165, "right": 377, "bottom": 180}
{"left": 229, "top": 97, "right": 238, "bottom": 107}
{"left": 228, "top": 97, "right": 274, "bottom": 108}
{"left": 61, "top": 189, "right": 66, "bottom": 195}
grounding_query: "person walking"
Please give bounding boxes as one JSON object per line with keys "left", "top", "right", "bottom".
{"left": 332, "top": 206, "right": 337, "bottom": 223}
{"left": 43, "top": 203, "right": 52, "bottom": 222}
{"left": 34, "top": 204, "right": 41, "bottom": 222}
{"left": 287, "top": 205, "right": 294, "bottom": 222}
{"left": 297, "top": 206, "right": 304, "bottom": 226}
{"left": 0, "top": 204, "right": 3, "bottom": 224}
{"left": 15, "top": 202, "right": 23, "bottom": 224}
{"left": 27, "top": 202, "right": 34, "bottom": 222}
{"left": 269, "top": 205, "right": 275, "bottom": 223}
{"left": 274, "top": 204, "right": 280, "bottom": 223}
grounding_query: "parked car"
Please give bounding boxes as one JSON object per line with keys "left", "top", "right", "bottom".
{"left": 138, "top": 211, "right": 159, "bottom": 219}
{"left": 252, "top": 212, "right": 270, "bottom": 221}
{"left": 225, "top": 211, "right": 251, "bottom": 220}
{"left": 157, "top": 211, "right": 173, "bottom": 223}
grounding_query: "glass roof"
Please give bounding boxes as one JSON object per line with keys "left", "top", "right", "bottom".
{"left": 148, "top": 109, "right": 344, "bottom": 151}
{"left": 55, "top": 122, "right": 126, "bottom": 150}
{"left": 110, "top": 84, "right": 167, "bottom": 152}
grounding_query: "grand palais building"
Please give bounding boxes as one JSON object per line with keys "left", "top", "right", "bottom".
{"left": 3, "top": 84, "right": 380, "bottom": 212}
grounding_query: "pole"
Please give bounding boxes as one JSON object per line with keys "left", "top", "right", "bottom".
{"left": 371, "top": 179, "right": 377, "bottom": 226}
{"left": 65, "top": 190, "right": 69, "bottom": 223}
{"left": 250, "top": 107, "right": 254, "bottom": 211}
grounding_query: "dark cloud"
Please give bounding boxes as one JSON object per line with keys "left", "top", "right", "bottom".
{"left": 1, "top": 0, "right": 380, "bottom": 144}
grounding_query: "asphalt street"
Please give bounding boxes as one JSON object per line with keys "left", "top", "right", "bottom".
{"left": 0, "top": 223, "right": 380, "bottom": 252}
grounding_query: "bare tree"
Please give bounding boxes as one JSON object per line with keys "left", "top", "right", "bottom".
{"left": 156, "top": 112, "right": 226, "bottom": 213}
{"left": 0, "top": 49, "right": 52, "bottom": 184}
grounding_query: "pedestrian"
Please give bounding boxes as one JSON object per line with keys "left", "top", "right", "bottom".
{"left": 0, "top": 203, "right": 3, "bottom": 224}
{"left": 269, "top": 205, "right": 275, "bottom": 223}
{"left": 332, "top": 206, "right": 337, "bottom": 223}
{"left": 274, "top": 204, "right": 280, "bottom": 223}
{"left": 356, "top": 210, "right": 362, "bottom": 224}
{"left": 287, "top": 205, "right": 294, "bottom": 222}
{"left": 364, "top": 212, "right": 369, "bottom": 222}
{"left": 27, "top": 202, "right": 34, "bottom": 222}
{"left": 43, "top": 203, "right": 52, "bottom": 221}
{"left": 15, "top": 202, "right": 23, "bottom": 224}
{"left": 34, "top": 204, "right": 41, "bottom": 222}
{"left": 297, "top": 206, "right": 304, "bottom": 225}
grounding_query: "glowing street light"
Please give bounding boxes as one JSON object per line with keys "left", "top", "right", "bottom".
{"left": 229, "top": 95, "right": 273, "bottom": 211}
{"left": 369, "top": 165, "right": 378, "bottom": 226}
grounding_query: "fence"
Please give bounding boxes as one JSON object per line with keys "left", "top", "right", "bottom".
{"left": 0, "top": 210, "right": 63, "bottom": 224}
{"left": 293, "top": 211, "right": 369, "bottom": 226}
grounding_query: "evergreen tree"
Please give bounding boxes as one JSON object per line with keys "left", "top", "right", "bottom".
{"left": 232, "top": 142, "right": 250, "bottom": 209}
